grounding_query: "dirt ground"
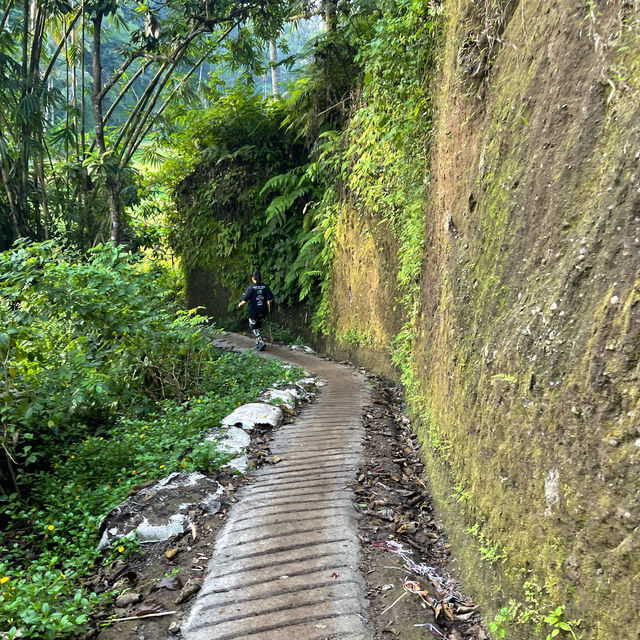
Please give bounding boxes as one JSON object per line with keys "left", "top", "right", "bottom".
{"left": 83, "top": 376, "right": 487, "bottom": 640}
{"left": 355, "top": 379, "right": 486, "bottom": 640}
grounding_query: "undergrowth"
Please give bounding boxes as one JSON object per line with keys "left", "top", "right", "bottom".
{"left": 0, "top": 241, "right": 300, "bottom": 639}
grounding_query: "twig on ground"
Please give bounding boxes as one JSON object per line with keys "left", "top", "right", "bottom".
{"left": 380, "top": 590, "right": 408, "bottom": 615}
{"left": 109, "top": 611, "right": 177, "bottom": 623}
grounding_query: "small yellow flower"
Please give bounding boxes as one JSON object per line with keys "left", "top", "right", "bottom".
{"left": 118, "top": 546, "right": 125, "bottom": 553}
{"left": 99, "top": 437, "right": 104, "bottom": 440}
{"left": 70, "top": 455, "right": 75, "bottom": 459}
{"left": 159, "top": 465, "right": 164, "bottom": 469}
{"left": 48, "top": 525, "right": 55, "bottom": 531}
{"left": 1, "top": 577, "right": 9, "bottom": 584}
{"left": 131, "top": 470, "right": 136, "bottom": 475}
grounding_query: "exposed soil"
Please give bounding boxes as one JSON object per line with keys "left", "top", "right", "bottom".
{"left": 81, "top": 374, "right": 485, "bottom": 640}
{"left": 355, "top": 379, "right": 486, "bottom": 640}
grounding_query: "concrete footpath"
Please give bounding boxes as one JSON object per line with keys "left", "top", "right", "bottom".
{"left": 182, "top": 332, "right": 374, "bottom": 640}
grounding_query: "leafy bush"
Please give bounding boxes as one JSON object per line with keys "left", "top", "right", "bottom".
{"left": 0, "top": 240, "right": 302, "bottom": 637}
{"left": 0, "top": 240, "right": 217, "bottom": 493}
{"left": 0, "top": 562, "right": 99, "bottom": 640}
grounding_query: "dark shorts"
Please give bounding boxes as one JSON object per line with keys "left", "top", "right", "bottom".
{"left": 249, "top": 316, "right": 264, "bottom": 330}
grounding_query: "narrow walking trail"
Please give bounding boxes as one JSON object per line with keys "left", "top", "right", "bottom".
{"left": 183, "top": 332, "right": 374, "bottom": 640}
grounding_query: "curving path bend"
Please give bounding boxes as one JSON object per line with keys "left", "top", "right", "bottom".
{"left": 183, "top": 332, "right": 373, "bottom": 640}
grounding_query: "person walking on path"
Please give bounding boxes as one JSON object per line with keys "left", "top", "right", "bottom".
{"left": 238, "top": 270, "right": 274, "bottom": 350}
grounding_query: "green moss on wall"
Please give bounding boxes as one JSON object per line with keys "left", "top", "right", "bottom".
{"left": 401, "top": 1, "right": 640, "bottom": 638}
{"left": 326, "top": 0, "right": 640, "bottom": 638}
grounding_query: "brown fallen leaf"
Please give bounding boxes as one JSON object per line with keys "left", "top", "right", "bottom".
{"left": 176, "top": 578, "right": 201, "bottom": 603}
{"left": 165, "top": 547, "right": 179, "bottom": 560}
{"left": 154, "top": 576, "right": 183, "bottom": 591}
{"left": 134, "top": 599, "right": 167, "bottom": 617}
{"left": 468, "top": 624, "right": 489, "bottom": 640}
{"left": 456, "top": 604, "right": 477, "bottom": 613}
{"left": 442, "top": 602, "right": 456, "bottom": 621}
{"left": 455, "top": 611, "right": 476, "bottom": 622}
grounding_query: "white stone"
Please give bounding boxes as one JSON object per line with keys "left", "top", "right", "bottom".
{"left": 158, "top": 471, "right": 210, "bottom": 490}
{"left": 214, "top": 426, "right": 251, "bottom": 454}
{"left": 227, "top": 454, "right": 249, "bottom": 473}
{"left": 290, "top": 345, "right": 316, "bottom": 354}
{"left": 97, "top": 472, "right": 223, "bottom": 549}
{"left": 260, "top": 388, "right": 302, "bottom": 409}
{"left": 136, "top": 514, "right": 188, "bottom": 543}
{"left": 221, "top": 403, "right": 283, "bottom": 430}
{"left": 610, "top": 296, "right": 619, "bottom": 305}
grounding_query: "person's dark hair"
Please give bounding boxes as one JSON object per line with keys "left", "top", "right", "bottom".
{"left": 252, "top": 270, "right": 261, "bottom": 283}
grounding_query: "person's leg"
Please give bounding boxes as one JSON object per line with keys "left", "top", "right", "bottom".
{"left": 249, "top": 318, "right": 264, "bottom": 346}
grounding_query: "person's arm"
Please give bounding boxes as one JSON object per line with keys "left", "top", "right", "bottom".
{"left": 238, "top": 286, "right": 251, "bottom": 309}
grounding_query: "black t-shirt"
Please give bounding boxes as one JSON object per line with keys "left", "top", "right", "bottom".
{"left": 242, "top": 283, "right": 274, "bottom": 319}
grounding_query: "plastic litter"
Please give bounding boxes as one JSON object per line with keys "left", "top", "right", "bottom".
{"left": 373, "top": 539, "right": 477, "bottom": 633}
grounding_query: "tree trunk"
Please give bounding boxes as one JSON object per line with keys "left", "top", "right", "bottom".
{"left": 91, "top": 11, "right": 121, "bottom": 245}
{"left": 269, "top": 40, "right": 278, "bottom": 97}
{"left": 92, "top": 12, "right": 105, "bottom": 152}
{"left": 324, "top": 0, "right": 337, "bottom": 32}
{"left": 107, "top": 174, "right": 121, "bottom": 245}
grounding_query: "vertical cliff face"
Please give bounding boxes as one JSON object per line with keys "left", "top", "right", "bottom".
{"left": 323, "top": 203, "right": 403, "bottom": 375}
{"left": 327, "top": 0, "right": 640, "bottom": 635}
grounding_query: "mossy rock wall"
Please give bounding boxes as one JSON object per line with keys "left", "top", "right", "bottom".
{"left": 327, "top": 0, "right": 640, "bottom": 636}
{"left": 324, "top": 202, "right": 403, "bottom": 376}
{"left": 186, "top": 267, "right": 233, "bottom": 320}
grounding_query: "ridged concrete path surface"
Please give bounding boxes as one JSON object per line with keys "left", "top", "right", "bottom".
{"left": 183, "top": 332, "right": 373, "bottom": 640}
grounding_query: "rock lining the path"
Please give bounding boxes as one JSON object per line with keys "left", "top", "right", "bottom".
{"left": 220, "top": 402, "right": 283, "bottom": 430}
{"left": 98, "top": 472, "right": 223, "bottom": 550}
{"left": 259, "top": 387, "right": 303, "bottom": 408}
{"left": 209, "top": 426, "right": 252, "bottom": 472}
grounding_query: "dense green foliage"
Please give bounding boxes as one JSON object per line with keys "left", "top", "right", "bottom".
{"left": 1, "top": 240, "right": 194, "bottom": 486}
{"left": 163, "top": 85, "right": 316, "bottom": 306}
{"left": 163, "top": 2, "right": 381, "bottom": 318}
{"left": 0, "top": 0, "right": 298, "bottom": 250}
{"left": 345, "top": 0, "right": 442, "bottom": 374}
{"left": 164, "top": 0, "right": 441, "bottom": 337}
{"left": 0, "top": 241, "right": 301, "bottom": 638}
